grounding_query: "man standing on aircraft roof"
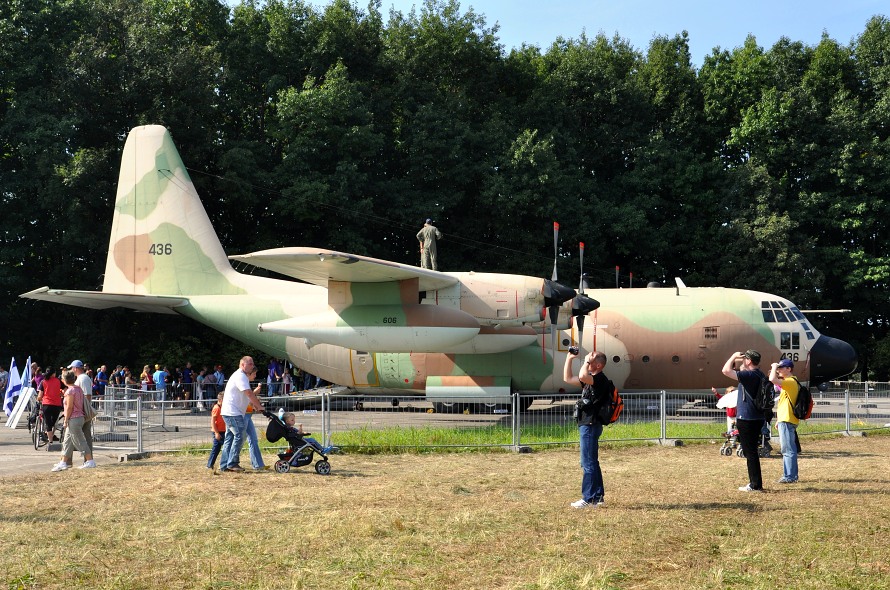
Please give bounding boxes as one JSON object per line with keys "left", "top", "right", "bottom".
{"left": 722, "top": 350, "right": 767, "bottom": 492}
{"left": 564, "top": 349, "right": 610, "bottom": 508}
{"left": 769, "top": 359, "right": 800, "bottom": 483}
{"left": 416, "top": 218, "right": 443, "bottom": 271}
{"left": 218, "top": 356, "right": 264, "bottom": 473}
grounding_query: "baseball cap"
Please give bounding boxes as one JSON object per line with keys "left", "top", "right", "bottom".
{"left": 68, "top": 360, "right": 84, "bottom": 369}
{"left": 743, "top": 349, "right": 761, "bottom": 364}
{"left": 777, "top": 359, "right": 794, "bottom": 369}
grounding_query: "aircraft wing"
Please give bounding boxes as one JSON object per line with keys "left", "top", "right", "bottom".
{"left": 230, "top": 247, "right": 459, "bottom": 291}
{"left": 20, "top": 287, "right": 188, "bottom": 315}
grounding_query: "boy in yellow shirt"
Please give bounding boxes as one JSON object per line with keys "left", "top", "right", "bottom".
{"left": 769, "top": 359, "right": 800, "bottom": 483}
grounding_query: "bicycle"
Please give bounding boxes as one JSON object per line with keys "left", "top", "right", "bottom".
{"left": 31, "top": 404, "right": 65, "bottom": 451}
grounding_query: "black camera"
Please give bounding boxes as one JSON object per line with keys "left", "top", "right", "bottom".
{"left": 568, "top": 346, "right": 579, "bottom": 355}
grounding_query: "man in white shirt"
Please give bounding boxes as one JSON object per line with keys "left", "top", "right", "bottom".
{"left": 218, "top": 356, "right": 264, "bottom": 473}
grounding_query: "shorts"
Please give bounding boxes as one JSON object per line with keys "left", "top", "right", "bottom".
{"left": 42, "top": 405, "right": 63, "bottom": 430}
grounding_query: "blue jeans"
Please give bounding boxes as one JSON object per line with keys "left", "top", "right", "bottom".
{"left": 207, "top": 433, "right": 224, "bottom": 468}
{"left": 777, "top": 421, "right": 799, "bottom": 481}
{"left": 219, "top": 414, "right": 247, "bottom": 470}
{"left": 244, "top": 414, "right": 265, "bottom": 469}
{"left": 579, "top": 423, "right": 604, "bottom": 503}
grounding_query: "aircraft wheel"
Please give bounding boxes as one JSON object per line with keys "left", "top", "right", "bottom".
{"left": 353, "top": 401, "right": 364, "bottom": 411}
{"left": 315, "top": 460, "right": 331, "bottom": 475}
{"left": 274, "top": 460, "right": 290, "bottom": 474}
{"left": 433, "top": 402, "right": 467, "bottom": 414}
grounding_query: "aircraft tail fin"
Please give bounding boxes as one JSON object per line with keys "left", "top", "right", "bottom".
{"left": 102, "top": 125, "right": 242, "bottom": 297}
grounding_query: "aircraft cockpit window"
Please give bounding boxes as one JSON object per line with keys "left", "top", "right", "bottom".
{"left": 780, "top": 332, "right": 801, "bottom": 350}
{"left": 801, "top": 323, "right": 815, "bottom": 340}
{"left": 762, "top": 301, "right": 797, "bottom": 323}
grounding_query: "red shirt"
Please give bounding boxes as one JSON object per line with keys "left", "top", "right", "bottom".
{"left": 40, "top": 376, "right": 63, "bottom": 407}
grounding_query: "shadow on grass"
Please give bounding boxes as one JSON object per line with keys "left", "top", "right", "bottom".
{"left": 627, "top": 502, "right": 765, "bottom": 512}
{"left": 799, "top": 451, "right": 881, "bottom": 459}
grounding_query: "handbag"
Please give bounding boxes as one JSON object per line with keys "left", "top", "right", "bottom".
{"left": 81, "top": 389, "right": 97, "bottom": 422}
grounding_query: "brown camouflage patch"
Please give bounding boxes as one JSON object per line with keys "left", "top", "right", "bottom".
{"left": 113, "top": 234, "right": 153, "bottom": 285}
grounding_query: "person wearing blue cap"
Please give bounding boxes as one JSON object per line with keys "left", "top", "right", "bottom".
{"left": 769, "top": 358, "right": 800, "bottom": 483}
{"left": 416, "top": 218, "right": 443, "bottom": 271}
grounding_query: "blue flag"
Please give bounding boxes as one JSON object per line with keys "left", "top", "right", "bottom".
{"left": 3, "top": 357, "right": 21, "bottom": 417}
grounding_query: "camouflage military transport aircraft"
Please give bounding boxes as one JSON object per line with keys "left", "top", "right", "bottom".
{"left": 21, "top": 126, "right": 858, "bottom": 409}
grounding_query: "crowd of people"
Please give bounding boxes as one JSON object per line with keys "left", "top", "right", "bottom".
{"left": 563, "top": 346, "right": 803, "bottom": 508}
{"left": 16, "top": 356, "right": 327, "bottom": 474}
{"left": 23, "top": 357, "right": 326, "bottom": 409}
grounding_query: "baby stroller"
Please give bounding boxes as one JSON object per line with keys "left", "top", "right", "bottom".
{"left": 734, "top": 414, "right": 774, "bottom": 458}
{"left": 720, "top": 423, "right": 740, "bottom": 456}
{"left": 263, "top": 411, "right": 332, "bottom": 475}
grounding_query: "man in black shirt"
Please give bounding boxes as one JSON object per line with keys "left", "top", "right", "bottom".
{"left": 564, "top": 349, "right": 612, "bottom": 508}
{"left": 722, "top": 349, "right": 768, "bottom": 491}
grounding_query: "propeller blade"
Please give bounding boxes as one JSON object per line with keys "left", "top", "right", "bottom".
{"left": 576, "top": 314, "right": 585, "bottom": 353}
{"left": 579, "top": 242, "right": 585, "bottom": 294}
{"left": 552, "top": 222, "right": 559, "bottom": 281}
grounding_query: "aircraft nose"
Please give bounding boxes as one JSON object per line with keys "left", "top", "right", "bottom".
{"left": 809, "top": 335, "right": 858, "bottom": 384}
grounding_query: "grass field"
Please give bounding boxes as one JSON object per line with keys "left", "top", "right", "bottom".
{"left": 2, "top": 434, "right": 889, "bottom": 589}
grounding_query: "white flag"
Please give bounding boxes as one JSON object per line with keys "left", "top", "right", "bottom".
{"left": 3, "top": 357, "right": 21, "bottom": 417}
{"left": 21, "top": 356, "right": 32, "bottom": 394}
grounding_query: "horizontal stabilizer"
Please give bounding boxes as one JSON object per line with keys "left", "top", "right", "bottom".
{"left": 20, "top": 287, "right": 187, "bottom": 315}
{"left": 230, "top": 247, "right": 458, "bottom": 291}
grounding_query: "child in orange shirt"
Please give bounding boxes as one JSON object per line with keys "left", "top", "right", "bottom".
{"left": 207, "top": 392, "right": 226, "bottom": 470}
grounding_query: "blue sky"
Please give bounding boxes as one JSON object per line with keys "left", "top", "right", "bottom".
{"left": 383, "top": 0, "right": 887, "bottom": 65}
{"left": 229, "top": 0, "right": 886, "bottom": 67}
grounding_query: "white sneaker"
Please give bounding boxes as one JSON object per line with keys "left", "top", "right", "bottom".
{"left": 78, "top": 460, "right": 97, "bottom": 469}
{"left": 51, "top": 462, "right": 70, "bottom": 472}
{"left": 738, "top": 484, "right": 764, "bottom": 492}
{"left": 571, "top": 499, "right": 603, "bottom": 508}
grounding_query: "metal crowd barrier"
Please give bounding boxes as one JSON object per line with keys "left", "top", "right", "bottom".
{"left": 91, "top": 383, "right": 889, "bottom": 454}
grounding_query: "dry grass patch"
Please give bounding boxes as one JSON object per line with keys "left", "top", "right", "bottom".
{"left": 2, "top": 435, "right": 889, "bottom": 589}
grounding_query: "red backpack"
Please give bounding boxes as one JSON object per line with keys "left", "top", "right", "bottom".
{"left": 595, "top": 381, "right": 624, "bottom": 425}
